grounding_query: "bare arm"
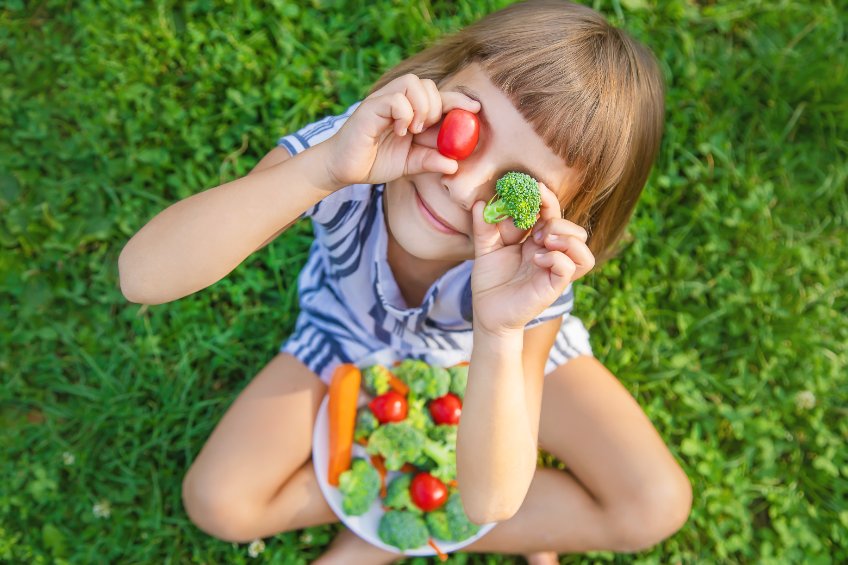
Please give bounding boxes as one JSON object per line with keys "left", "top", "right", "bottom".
{"left": 118, "top": 142, "right": 336, "bottom": 305}
{"left": 118, "top": 75, "right": 477, "bottom": 306}
{"left": 457, "top": 316, "right": 561, "bottom": 524}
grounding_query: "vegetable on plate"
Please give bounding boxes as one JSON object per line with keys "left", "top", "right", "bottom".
{"left": 330, "top": 360, "right": 482, "bottom": 557}
{"left": 429, "top": 393, "right": 462, "bottom": 425}
{"left": 327, "top": 363, "right": 361, "bottom": 486}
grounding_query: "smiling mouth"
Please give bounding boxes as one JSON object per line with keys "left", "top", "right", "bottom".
{"left": 414, "top": 187, "right": 462, "bottom": 235}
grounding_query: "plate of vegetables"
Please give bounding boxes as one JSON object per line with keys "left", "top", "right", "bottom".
{"left": 312, "top": 355, "right": 496, "bottom": 558}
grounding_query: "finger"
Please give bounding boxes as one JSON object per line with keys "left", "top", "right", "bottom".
{"left": 440, "top": 90, "right": 482, "bottom": 114}
{"left": 535, "top": 234, "right": 596, "bottom": 281}
{"left": 421, "top": 79, "right": 444, "bottom": 130}
{"left": 533, "top": 250, "right": 577, "bottom": 292}
{"left": 372, "top": 92, "right": 414, "bottom": 138}
{"left": 536, "top": 182, "right": 562, "bottom": 223}
{"left": 403, "top": 78, "right": 432, "bottom": 135}
{"left": 471, "top": 200, "right": 504, "bottom": 258}
{"left": 411, "top": 122, "right": 439, "bottom": 149}
{"left": 405, "top": 144, "right": 459, "bottom": 176}
{"left": 531, "top": 219, "right": 590, "bottom": 248}
{"left": 496, "top": 214, "right": 530, "bottom": 246}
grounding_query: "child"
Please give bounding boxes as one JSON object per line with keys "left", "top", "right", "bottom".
{"left": 119, "top": 0, "right": 691, "bottom": 562}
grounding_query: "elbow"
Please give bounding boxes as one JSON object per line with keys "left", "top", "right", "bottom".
{"left": 118, "top": 249, "right": 141, "bottom": 303}
{"left": 456, "top": 450, "right": 536, "bottom": 526}
{"left": 463, "top": 497, "right": 521, "bottom": 526}
{"left": 118, "top": 248, "right": 163, "bottom": 305}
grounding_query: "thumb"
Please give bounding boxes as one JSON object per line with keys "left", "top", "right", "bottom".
{"left": 405, "top": 145, "right": 458, "bottom": 176}
{"left": 471, "top": 200, "right": 503, "bottom": 258}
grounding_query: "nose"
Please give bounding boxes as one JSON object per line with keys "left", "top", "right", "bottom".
{"left": 441, "top": 153, "right": 497, "bottom": 211}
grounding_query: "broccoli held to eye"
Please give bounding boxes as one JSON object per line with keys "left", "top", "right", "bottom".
{"left": 338, "top": 458, "right": 381, "bottom": 516}
{"left": 483, "top": 171, "right": 541, "bottom": 230}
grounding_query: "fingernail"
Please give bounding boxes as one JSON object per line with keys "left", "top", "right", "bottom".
{"left": 533, "top": 230, "right": 543, "bottom": 242}
{"left": 413, "top": 121, "right": 423, "bottom": 133}
{"left": 547, "top": 234, "right": 559, "bottom": 243}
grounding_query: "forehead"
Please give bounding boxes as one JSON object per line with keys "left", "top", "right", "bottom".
{"left": 442, "top": 64, "right": 575, "bottom": 200}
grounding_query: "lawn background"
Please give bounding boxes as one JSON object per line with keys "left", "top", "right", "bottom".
{"left": 1, "top": 0, "right": 846, "bottom": 563}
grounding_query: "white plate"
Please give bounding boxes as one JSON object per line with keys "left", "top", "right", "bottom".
{"left": 312, "top": 387, "right": 495, "bottom": 556}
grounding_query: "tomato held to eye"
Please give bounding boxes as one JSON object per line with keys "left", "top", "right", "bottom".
{"left": 410, "top": 472, "right": 449, "bottom": 512}
{"left": 369, "top": 391, "right": 408, "bottom": 424}
{"left": 429, "top": 393, "right": 462, "bottom": 425}
{"left": 437, "top": 109, "right": 480, "bottom": 161}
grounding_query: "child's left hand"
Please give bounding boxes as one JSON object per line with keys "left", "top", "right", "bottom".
{"left": 469, "top": 182, "right": 595, "bottom": 337}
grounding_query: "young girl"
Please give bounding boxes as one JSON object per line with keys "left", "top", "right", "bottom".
{"left": 119, "top": 0, "right": 691, "bottom": 562}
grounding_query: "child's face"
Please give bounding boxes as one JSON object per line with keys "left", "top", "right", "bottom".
{"left": 384, "top": 63, "right": 578, "bottom": 265}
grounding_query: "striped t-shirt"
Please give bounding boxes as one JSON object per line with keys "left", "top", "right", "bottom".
{"left": 277, "top": 103, "right": 593, "bottom": 384}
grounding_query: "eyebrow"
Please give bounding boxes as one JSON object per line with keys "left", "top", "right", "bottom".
{"left": 453, "top": 84, "right": 558, "bottom": 191}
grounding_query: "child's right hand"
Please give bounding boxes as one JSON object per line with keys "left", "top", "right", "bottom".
{"left": 323, "top": 74, "right": 481, "bottom": 189}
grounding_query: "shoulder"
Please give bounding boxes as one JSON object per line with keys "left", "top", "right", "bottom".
{"left": 276, "top": 102, "right": 361, "bottom": 157}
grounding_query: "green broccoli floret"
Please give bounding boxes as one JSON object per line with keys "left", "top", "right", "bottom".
{"left": 447, "top": 365, "right": 469, "bottom": 399}
{"left": 394, "top": 359, "right": 450, "bottom": 401}
{"left": 415, "top": 432, "right": 457, "bottom": 483}
{"left": 361, "top": 364, "right": 392, "bottom": 396}
{"left": 405, "top": 396, "right": 434, "bottom": 434}
{"left": 483, "top": 171, "right": 541, "bottom": 230}
{"left": 428, "top": 424, "right": 458, "bottom": 445}
{"left": 354, "top": 406, "right": 379, "bottom": 444}
{"left": 383, "top": 473, "right": 422, "bottom": 514}
{"left": 378, "top": 509, "right": 430, "bottom": 551}
{"left": 365, "top": 422, "right": 425, "bottom": 471}
{"left": 424, "top": 508, "right": 452, "bottom": 541}
{"left": 426, "top": 492, "right": 481, "bottom": 542}
{"left": 337, "top": 458, "right": 380, "bottom": 516}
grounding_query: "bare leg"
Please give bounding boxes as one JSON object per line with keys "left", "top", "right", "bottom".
{"left": 181, "top": 353, "right": 338, "bottom": 542}
{"left": 316, "top": 356, "right": 690, "bottom": 561}
{"left": 313, "top": 527, "right": 400, "bottom": 565}
{"left": 462, "top": 356, "right": 692, "bottom": 556}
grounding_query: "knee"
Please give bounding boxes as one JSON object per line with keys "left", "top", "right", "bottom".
{"left": 610, "top": 467, "right": 693, "bottom": 552}
{"left": 181, "top": 465, "right": 261, "bottom": 543}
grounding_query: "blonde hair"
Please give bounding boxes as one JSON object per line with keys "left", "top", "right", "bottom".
{"left": 372, "top": 0, "right": 665, "bottom": 266}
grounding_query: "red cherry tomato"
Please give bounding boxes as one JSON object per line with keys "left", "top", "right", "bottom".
{"left": 368, "top": 391, "right": 408, "bottom": 424}
{"left": 409, "top": 472, "right": 449, "bottom": 512}
{"left": 436, "top": 109, "right": 480, "bottom": 161}
{"left": 429, "top": 393, "right": 462, "bottom": 425}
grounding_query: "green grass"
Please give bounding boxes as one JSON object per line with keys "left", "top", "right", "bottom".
{"left": 1, "top": 0, "right": 846, "bottom": 562}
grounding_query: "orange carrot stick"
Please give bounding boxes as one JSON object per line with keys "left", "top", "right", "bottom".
{"left": 370, "top": 454, "right": 388, "bottom": 498}
{"left": 428, "top": 538, "right": 448, "bottom": 561}
{"left": 327, "top": 364, "right": 361, "bottom": 486}
{"left": 387, "top": 371, "right": 409, "bottom": 396}
{"left": 400, "top": 463, "right": 418, "bottom": 473}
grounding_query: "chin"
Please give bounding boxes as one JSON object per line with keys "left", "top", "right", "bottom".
{"left": 398, "top": 230, "right": 470, "bottom": 262}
